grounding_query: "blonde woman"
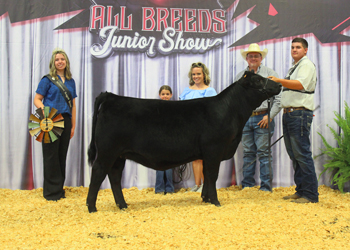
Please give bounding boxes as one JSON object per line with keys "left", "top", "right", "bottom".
{"left": 34, "top": 48, "right": 77, "bottom": 201}
{"left": 179, "top": 62, "right": 217, "bottom": 192}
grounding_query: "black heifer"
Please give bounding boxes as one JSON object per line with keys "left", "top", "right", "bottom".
{"left": 87, "top": 71, "right": 281, "bottom": 212}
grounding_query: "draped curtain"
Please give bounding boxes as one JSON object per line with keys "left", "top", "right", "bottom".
{"left": 1, "top": 2, "right": 349, "bottom": 191}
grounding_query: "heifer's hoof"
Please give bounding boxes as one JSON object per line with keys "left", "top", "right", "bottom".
{"left": 87, "top": 204, "right": 97, "bottom": 213}
{"left": 118, "top": 203, "right": 128, "bottom": 210}
{"left": 212, "top": 201, "right": 221, "bottom": 207}
{"left": 202, "top": 197, "right": 210, "bottom": 203}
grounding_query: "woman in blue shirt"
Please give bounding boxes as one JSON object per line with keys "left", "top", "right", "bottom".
{"left": 34, "top": 48, "right": 77, "bottom": 201}
{"left": 179, "top": 62, "right": 217, "bottom": 193}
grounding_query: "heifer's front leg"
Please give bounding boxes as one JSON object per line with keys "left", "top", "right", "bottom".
{"left": 202, "top": 160, "right": 221, "bottom": 207}
{"left": 108, "top": 158, "right": 127, "bottom": 210}
{"left": 86, "top": 161, "right": 108, "bottom": 213}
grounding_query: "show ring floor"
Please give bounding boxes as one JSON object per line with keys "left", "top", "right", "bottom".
{"left": 1, "top": 185, "right": 349, "bottom": 249}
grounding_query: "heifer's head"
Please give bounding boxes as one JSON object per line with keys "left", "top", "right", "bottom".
{"left": 240, "top": 70, "right": 282, "bottom": 99}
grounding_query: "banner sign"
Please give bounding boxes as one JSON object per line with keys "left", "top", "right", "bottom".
{"left": 2, "top": 0, "right": 350, "bottom": 57}
{"left": 88, "top": 3, "right": 226, "bottom": 58}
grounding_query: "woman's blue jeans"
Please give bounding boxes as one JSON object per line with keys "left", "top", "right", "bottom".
{"left": 283, "top": 109, "right": 319, "bottom": 202}
{"left": 242, "top": 114, "right": 275, "bottom": 191}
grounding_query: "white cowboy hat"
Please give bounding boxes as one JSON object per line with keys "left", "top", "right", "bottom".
{"left": 240, "top": 43, "right": 268, "bottom": 60}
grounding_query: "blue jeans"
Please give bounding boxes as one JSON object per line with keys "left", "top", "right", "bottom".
{"left": 283, "top": 110, "right": 319, "bottom": 202}
{"left": 155, "top": 169, "right": 174, "bottom": 193}
{"left": 242, "top": 114, "right": 274, "bottom": 191}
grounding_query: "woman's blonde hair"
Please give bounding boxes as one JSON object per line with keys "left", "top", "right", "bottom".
{"left": 188, "top": 62, "right": 211, "bottom": 86}
{"left": 49, "top": 48, "right": 72, "bottom": 80}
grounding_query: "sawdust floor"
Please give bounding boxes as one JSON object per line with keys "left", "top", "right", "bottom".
{"left": 1, "top": 185, "right": 350, "bottom": 249}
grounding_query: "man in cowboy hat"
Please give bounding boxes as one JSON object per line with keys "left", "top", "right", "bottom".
{"left": 234, "top": 43, "right": 282, "bottom": 192}
{"left": 268, "top": 38, "right": 318, "bottom": 203}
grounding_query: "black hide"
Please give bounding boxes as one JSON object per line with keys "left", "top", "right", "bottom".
{"left": 86, "top": 71, "right": 282, "bottom": 212}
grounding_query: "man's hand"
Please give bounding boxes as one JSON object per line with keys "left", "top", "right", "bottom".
{"left": 268, "top": 76, "right": 280, "bottom": 82}
{"left": 258, "top": 115, "right": 272, "bottom": 128}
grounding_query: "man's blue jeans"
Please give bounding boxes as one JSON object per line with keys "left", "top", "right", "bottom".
{"left": 242, "top": 114, "right": 275, "bottom": 191}
{"left": 283, "top": 109, "right": 319, "bottom": 202}
{"left": 155, "top": 169, "right": 174, "bottom": 193}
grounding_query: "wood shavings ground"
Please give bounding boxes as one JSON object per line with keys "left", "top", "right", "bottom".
{"left": 1, "top": 185, "right": 349, "bottom": 249}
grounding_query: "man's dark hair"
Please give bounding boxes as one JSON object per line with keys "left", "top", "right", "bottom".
{"left": 292, "top": 38, "right": 308, "bottom": 48}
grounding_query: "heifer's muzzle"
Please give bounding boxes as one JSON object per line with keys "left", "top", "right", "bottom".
{"left": 259, "top": 78, "right": 282, "bottom": 98}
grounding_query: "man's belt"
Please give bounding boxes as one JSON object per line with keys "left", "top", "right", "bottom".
{"left": 283, "top": 107, "right": 310, "bottom": 113}
{"left": 251, "top": 110, "right": 268, "bottom": 117}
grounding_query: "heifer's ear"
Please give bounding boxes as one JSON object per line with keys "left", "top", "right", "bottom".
{"left": 241, "top": 72, "right": 251, "bottom": 88}
{"left": 243, "top": 70, "right": 252, "bottom": 79}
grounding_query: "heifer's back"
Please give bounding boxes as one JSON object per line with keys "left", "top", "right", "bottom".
{"left": 90, "top": 92, "right": 228, "bottom": 170}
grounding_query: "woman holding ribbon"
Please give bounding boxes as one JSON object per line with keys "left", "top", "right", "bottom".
{"left": 34, "top": 48, "right": 77, "bottom": 201}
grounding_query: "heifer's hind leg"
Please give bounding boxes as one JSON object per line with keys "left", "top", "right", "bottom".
{"left": 108, "top": 158, "right": 127, "bottom": 210}
{"left": 202, "top": 160, "right": 221, "bottom": 207}
{"left": 86, "top": 161, "right": 108, "bottom": 213}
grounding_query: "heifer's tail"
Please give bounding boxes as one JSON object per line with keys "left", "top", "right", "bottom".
{"left": 88, "top": 92, "right": 109, "bottom": 166}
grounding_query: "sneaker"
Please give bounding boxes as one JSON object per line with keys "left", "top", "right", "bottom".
{"left": 188, "top": 185, "right": 199, "bottom": 192}
{"left": 196, "top": 184, "right": 203, "bottom": 193}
